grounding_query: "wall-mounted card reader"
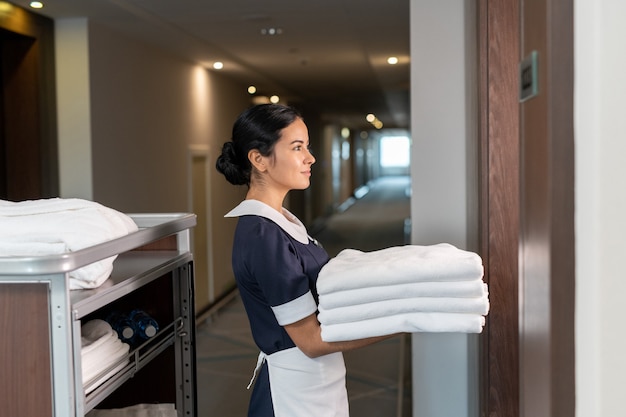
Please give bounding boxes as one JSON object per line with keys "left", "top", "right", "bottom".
{"left": 519, "top": 51, "right": 539, "bottom": 102}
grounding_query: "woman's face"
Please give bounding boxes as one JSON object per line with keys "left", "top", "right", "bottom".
{"left": 263, "top": 118, "right": 316, "bottom": 192}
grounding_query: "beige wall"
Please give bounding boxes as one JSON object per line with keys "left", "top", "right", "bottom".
{"left": 56, "top": 19, "right": 249, "bottom": 311}
{"left": 87, "top": 21, "right": 248, "bottom": 213}
{"left": 56, "top": 18, "right": 93, "bottom": 200}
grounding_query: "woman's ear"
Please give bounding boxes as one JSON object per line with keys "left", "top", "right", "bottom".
{"left": 248, "top": 149, "right": 267, "bottom": 172}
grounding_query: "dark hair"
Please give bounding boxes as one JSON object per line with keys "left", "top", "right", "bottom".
{"left": 216, "top": 103, "right": 302, "bottom": 186}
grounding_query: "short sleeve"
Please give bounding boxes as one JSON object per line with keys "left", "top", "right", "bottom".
{"left": 271, "top": 292, "right": 317, "bottom": 325}
{"left": 238, "top": 217, "right": 317, "bottom": 325}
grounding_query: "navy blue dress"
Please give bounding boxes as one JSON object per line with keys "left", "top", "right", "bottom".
{"left": 230, "top": 213, "right": 330, "bottom": 417}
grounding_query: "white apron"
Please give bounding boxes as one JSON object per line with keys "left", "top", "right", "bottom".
{"left": 249, "top": 347, "right": 349, "bottom": 417}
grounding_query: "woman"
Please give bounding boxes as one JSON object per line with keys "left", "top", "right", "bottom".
{"left": 216, "top": 103, "right": 390, "bottom": 417}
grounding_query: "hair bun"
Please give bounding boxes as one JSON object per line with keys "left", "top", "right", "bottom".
{"left": 220, "top": 141, "right": 237, "bottom": 162}
{"left": 216, "top": 141, "right": 249, "bottom": 185}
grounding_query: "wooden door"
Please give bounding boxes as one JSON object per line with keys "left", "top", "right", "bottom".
{"left": 518, "top": 0, "right": 575, "bottom": 416}
{"left": 478, "top": 1, "right": 521, "bottom": 415}
{"left": 478, "top": 0, "right": 575, "bottom": 416}
{"left": 0, "top": 4, "right": 57, "bottom": 200}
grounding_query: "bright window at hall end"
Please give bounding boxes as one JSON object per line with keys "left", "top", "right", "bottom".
{"left": 380, "top": 136, "right": 410, "bottom": 168}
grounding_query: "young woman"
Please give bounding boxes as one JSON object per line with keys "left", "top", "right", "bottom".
{"left": 216, "top": 103, "right": 391, "bottom": 417}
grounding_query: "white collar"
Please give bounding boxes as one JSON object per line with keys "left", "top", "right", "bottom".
{"left": 225, "top": 199, "right": 310, "bottom": 244}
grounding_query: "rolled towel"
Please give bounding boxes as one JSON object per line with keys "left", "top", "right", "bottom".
{"left": 82, "top": 340, "right": 129, "bottom": 387}
{"left": 81, "top": 320, "right": 116, "bottom": 349}
{"left": 318, "top": 295, "right": 490, "bottom": 325}
{"left": 81, "top": 323, "right": 119, "bottom": 357}
{"left": 86, "top": 403, "right": 178, "bottom": 417}
{"left": 81, "top": 319, "right": 130, "bottom": 388}
{"left": 84, "top": 361, "right": 128, "bottom": 395}
{"left": 318, "top": 280, "right": 488, "bottom": 310}
{"left": 317, "top": 244, "right": 484, "bottom": 295}
{"left": 320, "top": 312, "right": 486, "bottom": 342}
{"left": 0, "top": 198, "right": 138, "bottom": 289}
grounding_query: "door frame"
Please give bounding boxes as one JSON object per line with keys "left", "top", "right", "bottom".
{"left": 478, "top": 1, "right": 576, "bottom": 416}
{"left": 477, "top": 1, "right": 521, "bottom": 415}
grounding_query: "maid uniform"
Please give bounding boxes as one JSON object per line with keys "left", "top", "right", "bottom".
{"left": 226, "top": 199, "right": 349, "bottom": 417}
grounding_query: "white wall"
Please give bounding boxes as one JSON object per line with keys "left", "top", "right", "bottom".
{"left": 575, "top": 1, "right": 626, "bottom": 416}
{"left": 409, "top": 1, "right": 478, "bottom": 416}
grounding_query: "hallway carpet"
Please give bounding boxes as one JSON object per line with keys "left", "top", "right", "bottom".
{"left": 195, "top": 176, "right": 412, "bottom": 417}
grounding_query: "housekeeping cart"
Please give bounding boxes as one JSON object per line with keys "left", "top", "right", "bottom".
{"left": 0, "top": 213, "right": 197, "bottom": 417}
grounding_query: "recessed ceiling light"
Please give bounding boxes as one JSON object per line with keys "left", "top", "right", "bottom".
{"left": 212, "top": 62, "right": 224, "bottom": 70}
{"left": 248, "top": 86, "right": 257, "bottom": 94}
{"left": 30, "top": 1, "right": 44, "bottom": 8}
{"left": 365, "top": 113, "right": 383, "bottom": 129}
{"left": 260, "top": 28, "right": 283, "bottom": 36}
{"left": 387, "top": 57, "right": 399, "bottom": 65}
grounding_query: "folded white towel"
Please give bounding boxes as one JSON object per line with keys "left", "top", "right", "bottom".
{"left": 0, "top": 198, "right": 138, "bottom": 289}
{"left": 316, "top": 244, "right": 484, "bottom": 295}
{"left": 82, "top": 341, "right": 129, "bottom": 387}
{"left": 84, "top": 361, "right": 128, "bottom": 395}
{"left": 318, "top": 280, "right": 488, "bottom": 310}
{"left": 320, "top": 312, "right": 486, "bottom": 342}
{"left": 318, "top": 295, "right": 490, "bottom": 325}
{"left": 82, "top": 332, "right": 126, "bottom": 374}
{"left": 81, "top": 319, "right": 130, "bottom": 388}
{"left": 86, "top": 403, "right": 177, "bottom": 417}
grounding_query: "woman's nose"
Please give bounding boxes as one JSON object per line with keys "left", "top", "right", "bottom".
{"left": 306, "top": 149, "right": 316, "bottom": 164}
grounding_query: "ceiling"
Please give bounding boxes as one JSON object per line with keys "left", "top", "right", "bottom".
{"left": 14, "top": 0, "right": 410, "bottom": 131}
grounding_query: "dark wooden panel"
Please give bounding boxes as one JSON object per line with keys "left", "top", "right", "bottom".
{"left": 519, "top": 0, "right": 575, "bottom": 416}
{"left": 0, "top": 3, "right": 58, "bottom": 200}
{"left": 1, "top": 33, "right": 42, "bottom": 199}
{"left": 478, "top": 0, "right": 520, "bottom": 415}
{"left": 547, "top": 2, "right": 575, "bottom": 416}
{"left": 0, "top": 284, "right": 53, "bottom": 417}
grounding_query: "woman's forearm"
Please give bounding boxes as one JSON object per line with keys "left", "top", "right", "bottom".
{"left": 284, "top": 313, "right": 397, "bottom": 358}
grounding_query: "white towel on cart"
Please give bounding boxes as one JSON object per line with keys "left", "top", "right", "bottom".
{"left": 86, "top": 403, "right": 177, "bottom": 417}
{"left": 0, "top": 198, "right": 138, "bottom": 289}
{"left": 81, "top": 319, "right": 130, "bottom": 392}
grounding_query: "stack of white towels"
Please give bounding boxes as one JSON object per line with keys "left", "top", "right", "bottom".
{"left": 0, "top": 198, "right": 138, "bottom": 289}
{"left": 81, "top": 319, "right": 130, "bottom": 394}
{"left": 316, "top": 243, "right": 489, "bottom": 342}
{"left": 86, "top": 403, "right": 177, "bottom": 417}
